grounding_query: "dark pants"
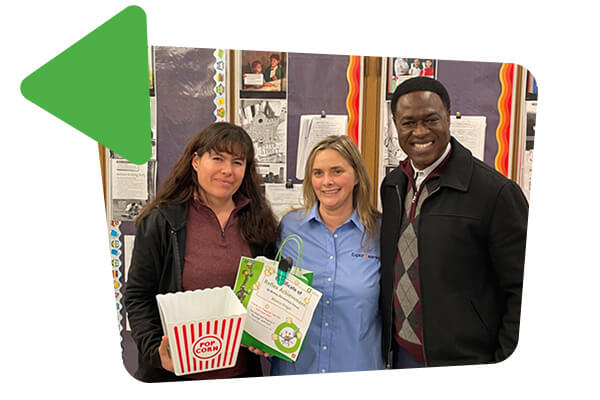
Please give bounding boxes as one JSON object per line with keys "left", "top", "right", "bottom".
{"left": 393, "top": 345, "right": 425, "bottom": 369}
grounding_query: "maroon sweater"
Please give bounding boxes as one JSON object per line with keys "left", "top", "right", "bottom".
{"left": 181, "top": 193, "right": 252, "bottom": 380}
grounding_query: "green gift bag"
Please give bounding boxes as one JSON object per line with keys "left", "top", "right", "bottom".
{"left": 232, "top": 234, "right": 322, "bottom": 362}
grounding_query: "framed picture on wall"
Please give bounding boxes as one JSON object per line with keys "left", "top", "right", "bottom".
{"left": 386, "top": 57, "right": 438, "bottom": 99}
{"left": 240, "top": 50, "right": 287, "bottom": 98}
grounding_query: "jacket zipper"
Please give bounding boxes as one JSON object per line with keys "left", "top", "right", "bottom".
{"left": 171, "top": 229, "right": 182, "bottom": 291}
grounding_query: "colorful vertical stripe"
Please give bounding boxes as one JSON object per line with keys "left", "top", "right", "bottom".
{"left": 109, "top": 220, "right": 123, "bottom": 332}
{"left": 213, "top": 49, "right": 226, "bottom": 122}
{"left": 346, "top": 55, "right": 361, "bottom": 146}
{"left": 495, "top": 63, "right": 514, "bottom": 177}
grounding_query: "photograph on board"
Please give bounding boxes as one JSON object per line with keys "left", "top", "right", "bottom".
{"left": 240, "top": 50, "right": 287, "bottom": 94}
{"left": 387, "top": 57, "right": 438, "bottom": 95}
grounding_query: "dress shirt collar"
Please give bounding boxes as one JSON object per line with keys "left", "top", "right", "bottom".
{"left": 411, "top": 141, "right": 452, "bottom": 190}
{"left": 303, "top": 203, "right": 364, "bottom": 233}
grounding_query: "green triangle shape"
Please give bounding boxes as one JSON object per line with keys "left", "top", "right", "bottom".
{"left": 21, "top": 5, "right": 151, "bottom": 165}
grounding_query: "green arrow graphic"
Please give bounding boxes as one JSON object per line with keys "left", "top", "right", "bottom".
{"left": 20, "top": 5, "right": 151, "bottom": 165}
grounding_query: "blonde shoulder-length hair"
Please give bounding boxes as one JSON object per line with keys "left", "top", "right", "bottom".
{"left": 293, "top": 134, "right": 381, "bottom": 247}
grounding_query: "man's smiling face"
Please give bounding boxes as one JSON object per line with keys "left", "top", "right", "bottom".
{"left": 393, "top": 90, "right": 451, "bottom": 170}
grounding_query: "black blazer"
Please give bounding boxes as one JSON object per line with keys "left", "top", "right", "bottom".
{"left": 379, "top": 138, "right": 528, "bottom": 367}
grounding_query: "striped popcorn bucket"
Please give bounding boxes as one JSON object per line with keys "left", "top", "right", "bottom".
{"left": 156, "top": 287, "right": 247, "bottom": 376}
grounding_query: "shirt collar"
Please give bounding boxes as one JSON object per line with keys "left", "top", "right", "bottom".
{"left": 191, "top": 190, "right": 250, "bottom": 213}
{"left": 303, "top": 203, "right": 364, "bottom": 233}
{"left": 411, "top": 141, "right": 452, "bottom": 189}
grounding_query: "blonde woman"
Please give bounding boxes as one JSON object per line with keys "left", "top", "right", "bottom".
{"left": 270, "top": 135, "right": 384, "bottom": 375}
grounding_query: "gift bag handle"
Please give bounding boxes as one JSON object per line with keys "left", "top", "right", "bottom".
{"left": 275, "top": 234, "right": 303, "bottom": 268}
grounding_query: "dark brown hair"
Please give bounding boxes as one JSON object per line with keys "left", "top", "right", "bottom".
{"left": 137, "top": 122, "right": 279, "bottom": 245}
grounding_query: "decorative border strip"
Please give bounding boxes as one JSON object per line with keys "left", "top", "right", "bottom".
{"left": 495, "top": 62, "right": 514, "bottom": 177}
{"left": 346, "top": 55, "right": 361, "bottom": 145}
{"left": 109, "top": 219, "right": 124, "bottom": 332}
{"left": 213, "top": 49, "right": 226, "bottom": 122}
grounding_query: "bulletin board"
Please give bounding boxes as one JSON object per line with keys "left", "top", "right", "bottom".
{"left": 101, "top": 47, "right": 533, "bottom": 378}
{"left": 377, "top": 58, "right": 527, "bottom": 198}
{"left": 105, "top": 46, "right": 226, "bottom": 376}
{"left": 437, "top": 59, "right": 504, "bottom": 168}
{"left": 104, "top": 47, "right": 361, "bottom": 377}
{"left": 286, "top": 52, "right": 354, "bottom": 183}
{"left": 233, "top": 50, "right": 361, "bottom": 218}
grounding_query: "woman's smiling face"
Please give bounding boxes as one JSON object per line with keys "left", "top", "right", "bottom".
{"left": 192, "top": 149, "right": 246, "bottom": 205}
{"left": 311, "top": 148, "right": 358, "bottom": 215}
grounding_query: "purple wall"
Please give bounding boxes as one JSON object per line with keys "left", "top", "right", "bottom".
{"left": 437, "top": 60, "right": 502, "bottom": 167}
{"left": 121, "top": 46, "right": 218, "bottom": 376}
{"left": 119, "top": 53, "right": 506, "bottom": 378}
{"left": 287, "top": 53, "right": 349, "bottom": 183}
{"left": 155, "top": 46, "right": 218, "bottom": 186}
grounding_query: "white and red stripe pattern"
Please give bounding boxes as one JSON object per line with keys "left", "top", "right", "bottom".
{"left": 156, "top": 287, "right": 247, "bottom": 376}
{"left": 169, "top": 316, "right": 244, "bottom": 375}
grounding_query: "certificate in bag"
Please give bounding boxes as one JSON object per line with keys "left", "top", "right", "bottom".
{"left": 232, "top": 235, "right": 322, "bottom": 362}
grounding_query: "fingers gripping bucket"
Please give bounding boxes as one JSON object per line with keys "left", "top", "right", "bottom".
{"left": 156, "top": 287, "right": 247, "bottom": 376}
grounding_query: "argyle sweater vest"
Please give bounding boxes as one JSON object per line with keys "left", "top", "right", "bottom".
{"left": 392, "top": 157, "right": 449, "bottom": 364}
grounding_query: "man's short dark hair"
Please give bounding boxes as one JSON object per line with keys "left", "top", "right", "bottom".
{"left": 391, "top": 77, "right": 451, "bottom": 116}
{"left": 270, "top": 53, "right": 280, "bottom": 61}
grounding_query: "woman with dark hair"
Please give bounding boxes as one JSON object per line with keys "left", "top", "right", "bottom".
{"left": 125, "top": 122, "right": 279, "bottom": 382}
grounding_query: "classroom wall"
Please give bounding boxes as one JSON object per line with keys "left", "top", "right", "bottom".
{"left": 436, "top": 60, "right": 503, "bottom": 167}
{"left": 118, "top": 50, "right": 516, "bottom": 377}
{"left": 287, "top": 52, "right": 350, "bottom": 183}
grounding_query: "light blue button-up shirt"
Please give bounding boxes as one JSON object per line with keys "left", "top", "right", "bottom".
{"left": 270, "top": 205, "right": 384, "bottom": 375}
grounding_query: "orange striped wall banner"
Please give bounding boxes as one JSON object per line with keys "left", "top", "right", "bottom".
{"left": 495, "top": 63, "right": 514, "bottom": 177}
{"left": 346, "top": 55, "right": 361, "bottom": 146}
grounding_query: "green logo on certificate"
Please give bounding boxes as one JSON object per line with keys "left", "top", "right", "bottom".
{"left": 273, "top": 318, "right": 302, "bottom": 354}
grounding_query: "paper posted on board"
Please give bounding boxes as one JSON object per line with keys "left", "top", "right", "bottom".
{"left": 450, "top": 115, "right": 486, "bottom": 161}
{"left": 264, "top": 184, "right": 303, "bottom": 220}
{"left": 296, "top": 114, "right": 348, "bottom": 180}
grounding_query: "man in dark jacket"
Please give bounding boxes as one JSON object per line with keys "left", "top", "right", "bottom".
{"left": 380, "top": 77, "right": 528, "bottom": 368}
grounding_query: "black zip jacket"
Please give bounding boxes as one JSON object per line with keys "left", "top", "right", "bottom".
{"left": 124, "top": 201, "right": 275, "bottom": 382}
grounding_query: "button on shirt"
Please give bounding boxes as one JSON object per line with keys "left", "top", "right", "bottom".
{"left": 269, "top": 206, "right": 384, "bottom": 375}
